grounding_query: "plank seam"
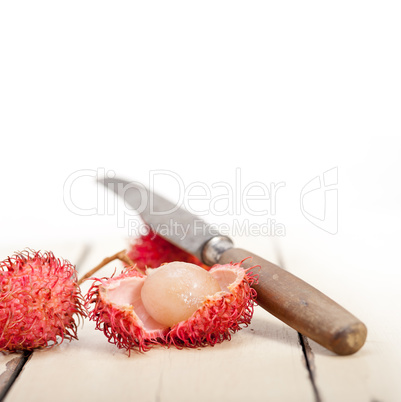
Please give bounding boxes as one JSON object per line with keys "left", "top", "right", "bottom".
{"left": 298, "top": 333, "right": 322, "bottom": 402}
{"left": 0, "top": 351, "right": 32, "bottom": 402}
{"left": 272, "top": 238, "right": 323, "bottom": 402}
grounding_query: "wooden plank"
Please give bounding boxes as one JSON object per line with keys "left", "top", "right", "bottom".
{"left": 5, "top": 236, "right": 315, "bottom": 402}
{"left": 0, "top": 243, "right": 89, "bottom": 400}
{"left": 276, "top": 224, "right": 401, "bottom": 402}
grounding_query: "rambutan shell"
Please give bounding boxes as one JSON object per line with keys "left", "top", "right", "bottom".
{"left": 167, "top": 263, "right": 257, "bottom": 348}
{"left": 0, "top": 249, "right": 86, "bottom": 352}
{"left": 85, "top": 261, "right": 257, "bottom": 353}
{"left": 86, "top": 269, "right": 168, "bottom": 352}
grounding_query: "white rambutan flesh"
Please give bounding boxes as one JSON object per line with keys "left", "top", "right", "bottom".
{"left": 86, "top": 261, "right": 257, "bottom": 353}
{"left": 141, "top": 262, "right": 221, "bottom": 327}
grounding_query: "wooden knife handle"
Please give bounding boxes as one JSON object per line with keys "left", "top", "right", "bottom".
{"left": 219, "top": 248, "right": 367, "bottom": 355}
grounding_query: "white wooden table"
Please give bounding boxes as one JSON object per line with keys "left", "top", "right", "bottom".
{"left": 1, "top": 228, "right": 400, "bottom": 402}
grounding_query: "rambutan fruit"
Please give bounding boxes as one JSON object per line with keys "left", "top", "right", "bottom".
{"left": 0, "top": 250, "right": 86, "bottom": 352}
{"left": 78, "top": 229, "right": 208, "bottom": 284}
{"left": 78, "top": 228, "right": 210, "bottom": 284}
{"left": 126, "top": 230, "right": 207, "bottom": 270}
{"left": 85, "top": 261, "right": 257, "bottom": 353}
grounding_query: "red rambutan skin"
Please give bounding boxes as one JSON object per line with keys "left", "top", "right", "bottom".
{"left": 85, "top": 262, "right": 257, "bottom": 353}
{"left": 126, "top": 230, "right": 207, "bottom": 270}
{"left": 85, "top": 269, "right": 168, "bottom": 353}
{"left": 0, "top": 250, "right": 86, "bottom": 352}
{"left": 167, "top": 263, "right": 258, "bottom": 348}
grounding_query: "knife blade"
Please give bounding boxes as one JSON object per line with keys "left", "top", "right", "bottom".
{"left": 101, "top": 177, "right": 367, "bottom": 355}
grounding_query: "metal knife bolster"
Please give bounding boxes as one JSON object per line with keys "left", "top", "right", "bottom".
{"left": 201, "top": 235, "right": 234, "bottom": 266}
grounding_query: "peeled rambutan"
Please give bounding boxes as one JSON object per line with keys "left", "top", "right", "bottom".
{"left": 85, "top": 261, "right": 257, "bottom": 353}
{"left": 0, "top": 249, "right": 86, "bottom": 352}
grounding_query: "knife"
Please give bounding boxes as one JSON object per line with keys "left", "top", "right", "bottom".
{"left": 101, "top": 177, "right": 367, "bottom": 355}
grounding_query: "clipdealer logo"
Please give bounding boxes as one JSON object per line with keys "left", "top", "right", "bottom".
{"left": 63, "top": 168, "right": 287, "bottom": 237}
{"left": 63, "top": 167, "right": 338, "bottom": 237}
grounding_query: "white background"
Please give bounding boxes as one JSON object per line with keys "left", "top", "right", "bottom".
{"left": 0, "top": 1, "right": 400, "bottom": 253}
{"left": 1, "top": 3, "right": 401, "bottom": 401}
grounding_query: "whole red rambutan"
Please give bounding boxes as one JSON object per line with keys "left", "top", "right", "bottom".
{"left": 78, "top": 230, "right": 208, "bottom": 285}
{"left": 126, "top": 230, "right": 207, "bottom": 270}
{"left": 85, "top": 261, "right": 257, "bottom": 353}
{"left": 0, "top": 250, "right": 86, "bottom": 352}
